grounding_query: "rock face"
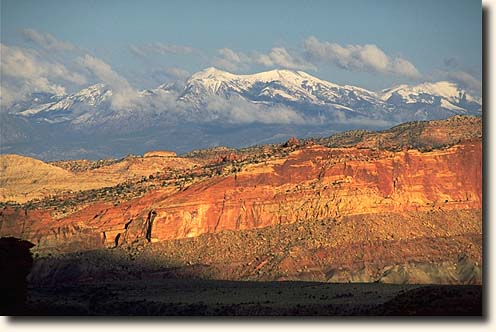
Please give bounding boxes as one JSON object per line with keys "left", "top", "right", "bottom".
{"left": 0, "top": 117, "right": 483, "bottom": 284}
{"left": 146, "top": 141, "right": 481, "bottom": 241}
{"left": 1, "top": 142, "right": 482, "bottom": 246}
{"left": 143, "top": 151, "right": 177, "bottom": 158}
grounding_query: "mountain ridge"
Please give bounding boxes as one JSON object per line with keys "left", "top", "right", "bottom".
{"left": 12, "top": 67, "right": 481, "bottom": 123}
{"left": 1, "top": 68, "right": 482, "bottom": 160}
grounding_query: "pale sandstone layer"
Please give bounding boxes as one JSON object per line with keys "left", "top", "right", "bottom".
{"left": 143, "top": 151, "right": 177, "bottom": 158}
{"left": 0, "top": 154, "right": 198, "bottom": 203}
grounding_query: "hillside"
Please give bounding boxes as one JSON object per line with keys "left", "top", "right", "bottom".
{"left": 0, "top": 115, "right": 482, "bottom": 285}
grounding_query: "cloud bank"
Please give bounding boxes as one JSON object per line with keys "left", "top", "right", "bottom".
{"left": 129, "top": 42, "right": 197, "bottom": 57}
{"left": 0, "top": 43, "right": 86, "bottom": 108}
{"left": 77, "top": 54, "right": 139, "bottom": 109}
{"left": 203, "top": 95, "right": 307, "bottom": 125}
{"left": 21, "top": 28, "right": 76, "bottom": 52}
{"left": 303, "top": 36, "right": 421, "bottom": 78}
{"left": 255, "top": 47, "right": 316, "bottom": 71}
{"left": 213, "top": 47, "right": 316, "bottom": 72}
{"left": 435, "top": 70, "right": 482, "bottom": 95}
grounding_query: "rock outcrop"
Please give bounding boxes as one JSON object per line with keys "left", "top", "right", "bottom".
{"left": 0, "top": 116, "right": 483, "bottom": 284}
{"left": 143, "top": 151, "right": 177, "bottom": 158}
{"left": 1, "top": 141, "right": 481, "bottom": 244}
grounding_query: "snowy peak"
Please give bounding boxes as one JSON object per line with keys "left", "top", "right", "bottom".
{"left": 190, "top": 67, "right": 237, "bottom": 80}
{"left": 56, "top": 83, "right": 112, "bottom": 107}
{"left": 247, "top": 69, "right": 339, "bottom": 89}
{"left": 182, "top": 67, "right": 378, "bottom": 108}
{"left": 185, "top": 67, "right": 241, "bottom": 95}
{"left": 12, "top": 68, "right": 482, "bottom": 126}
{"left": 16, "top": 84, "right": 113, "bottom": 122}
{"left": 380, "top": 81, "right": 480, "bottom": 108}
{"left": 381, "top": 81, "right": 482, "bottom": 114}
{"left": 188, "top": 67, "right": 335, "bottom": 87}
{"left": 19, "top": 84, "right": 112, "bottom": 117}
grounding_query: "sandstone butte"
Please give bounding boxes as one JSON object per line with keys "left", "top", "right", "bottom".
{"left": 0, "top": 116, "right": 483, "bottom": 284}
{"left": 143, "top": 150, "right": 177, "bottom": 158}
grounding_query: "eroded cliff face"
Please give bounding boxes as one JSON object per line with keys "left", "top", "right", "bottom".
{"left": 0, "top": 117, "right": 483, "bottom": 284}
{"left": 147, "top": 140, "right": 481, "bottom": 241}
{"left": 0, "top": 140, "right": 481, "bottom": 248}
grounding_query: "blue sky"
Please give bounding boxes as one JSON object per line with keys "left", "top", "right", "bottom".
{"left": 1, "top": 0, "right": 482, "bottom": 105}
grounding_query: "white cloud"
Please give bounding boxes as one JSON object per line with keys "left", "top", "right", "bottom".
{"left": 160, "top": 67, "right": 190, "bottom": 80}
{"left": 213, "top": 48, "right": 251, "bottom": 72}
{"left": 21, "top": 28, "right": 76, "bottom": 52}
{"left": 437, "top": 70, "right": 481, "bottom": 94}
{"left": 128, "top": 44, "right": 147, "bottom": 58}
{"left": 137, "top": 89, "right": 183, "bottom": 115}
{"left": 143, "top": 67, "right": 190, "bottom": 86}
{"left": 0, "top": 43, "right": 86, "bottom": 108}
{"left": 304, "top": 36, "right": 420, "bottom": 78}
{"left": 390, "top": 58, "right": 421, "bottom": 78}
{"left": 100, "top": 88, "right": 310, "bottom": 125}
{"left": 203, "top": 95, "right": 306, "bottom": 125}
{"left": 254, "top": 47, "right": 316, "bottom": 71}
{"left": 129, "top": 42, "right": 197, "bottom": 57}
{"left": 213, "top": 47, "right": 316, "bottom": 72}
{"left": 77, "top": 54, "right": 138, "bottom": 109}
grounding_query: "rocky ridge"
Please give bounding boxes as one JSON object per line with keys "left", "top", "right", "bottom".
{"left": 0, "top": 116, "right": 483, "bottom": 284}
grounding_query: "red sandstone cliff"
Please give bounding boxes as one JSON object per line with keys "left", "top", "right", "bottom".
{"left": 0, "top": 117, "right": 483, "bottom": 284}
{"left": 0, "top": 140, "right": 481, "bottom": 249}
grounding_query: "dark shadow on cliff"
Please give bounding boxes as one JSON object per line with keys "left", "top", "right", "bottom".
{"left": 0, "top": 237, "right": 35, "bottom": 315}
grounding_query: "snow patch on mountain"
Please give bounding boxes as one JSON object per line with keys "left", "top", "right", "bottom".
{"left": 11, "top": 68, "right": 481, "bottom": 127}
{"left": 19, "top": 84, "right": 112, "bottom": 118}
{"left": 381, "top": 81, "right": 478, "bottom": 105}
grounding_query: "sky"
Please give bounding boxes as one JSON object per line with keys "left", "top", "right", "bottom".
{"left": 0, "top": 0, "right": 482, "bottom": 108}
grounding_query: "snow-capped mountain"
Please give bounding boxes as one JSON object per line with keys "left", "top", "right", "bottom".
{"left": 183, "top": 67, "right": 379, "bottom": 104}
{"left": 12, "top": 82, "right": 181, "bottom": 126}
{"left": 12, "top": 67, "right": 481, "bottom": 126}
{"left": 380, "top": 81, "right": 481, "bottom": 119}
{"left": 180, "top": 67, "right": 386, "bottom": 118}
{"left": 4, "top": 67, "right": 481, "bottom": 160}
{"left": 17, "top": 84, "right": 113, "bottom": 123}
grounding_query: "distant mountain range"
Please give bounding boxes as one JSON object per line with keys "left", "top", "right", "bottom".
{"left": 1, "top": 67, "right": 482, "bottom": 160}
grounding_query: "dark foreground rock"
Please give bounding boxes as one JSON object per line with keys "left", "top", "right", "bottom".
{"left": 0, "top": 237, "right": 34, "bottom": 315}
